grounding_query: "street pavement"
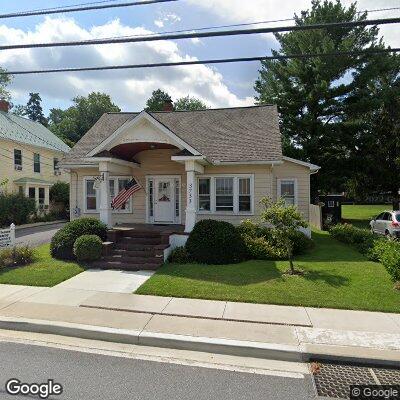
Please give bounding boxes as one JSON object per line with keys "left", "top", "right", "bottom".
{"left": 0, "top": 341, "right": 316, "bottom": 400}
{"left": 15, "top": 222, "right": 66, "bottom": 247}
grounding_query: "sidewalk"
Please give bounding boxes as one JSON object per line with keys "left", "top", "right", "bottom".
{"left": 0, "top": 284, "right": 399, "bottom": 366}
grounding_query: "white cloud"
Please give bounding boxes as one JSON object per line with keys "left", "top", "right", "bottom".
{"left": 0, "top": 17, "right": 253, "bottom": 111}
{"left": 154, "top": 19, "right": 164, "bottom": 28}
{"left": 188, "top": 0, "right": 400, "bottom": 47}
{"left": 154, "top": 12, "right": 181, "bottom": 29}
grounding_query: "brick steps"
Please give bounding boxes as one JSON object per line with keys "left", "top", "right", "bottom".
{"left": 104, "top": 255, "right": 162, "bottom": 264}
{"left": 92, "top": 260, "right": 161, "bottom": 271}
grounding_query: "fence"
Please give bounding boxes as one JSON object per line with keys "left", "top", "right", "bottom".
{"left": 309, "top": 204, "right": 323, "bottom": 230}
{"left": 0, "top": 223, "right": 15, "bottom": 248}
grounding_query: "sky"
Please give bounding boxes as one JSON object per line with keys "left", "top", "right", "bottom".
{"left": 0, "top": 0, "right": 399, "bottom": 114}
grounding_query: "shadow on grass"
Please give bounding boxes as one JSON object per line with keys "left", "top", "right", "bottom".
{"left": 303, "top": 269, "right": 350, "bottom": 287}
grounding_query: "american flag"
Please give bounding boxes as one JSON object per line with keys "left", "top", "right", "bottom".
{"left": 111, "top": 178, "right": 141, "bottom": 210}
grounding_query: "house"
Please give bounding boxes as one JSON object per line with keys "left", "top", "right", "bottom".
{"left": 61, "top": 103, "right": 319, "bottom": 241}
{"left": 0, "top": 100, "right": 70, "bottom": 211}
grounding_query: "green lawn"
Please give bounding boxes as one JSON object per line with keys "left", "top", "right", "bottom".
{"left": 0, "top": 244, "right": 84, "bottom": 287}
{"left": 136, "top": 230, "right": 399, "bottom": 313}
{"left": 342, "top": 204, "right": 389, "bottom": 229}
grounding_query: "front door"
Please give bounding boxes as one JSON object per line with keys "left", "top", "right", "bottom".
{"left": 154, "top": 178, "right": 174, "bottom": 223}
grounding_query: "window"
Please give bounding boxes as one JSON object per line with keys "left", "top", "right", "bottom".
{"left": 328, "top": 200, "right": 335, "bottom": 208}
{"left": 53, "top": 158, "right": 59, "bottom": 172}
{"left": 279, "top": 179, "right": 296, "bottom": 206}
{"left": 198, "top": 178, "right": 211, "bottom": 211}
{"left": 33, "top": 153, "right": 40, "bottom": 173}
{"left": 215, "top": 177, "right": 234, "bottom": 211}
{"left": 238, "top": 177, "right": 251, "bottom": 212}
{"left": 28, "top": 187, "right": 35, "bottom": 199}
{"left": 38, "top": 188, "right": 45, "bottom": 209}
{"left": 175, "top": 179, "right": 180, "bottom": 217}
{"left": 148, "top": 179, "right": 154, "bottom": 217}
{"left": 86, "top": 180, "right": 97, "bottom": 211}
{"left": 197, "top": 175, "right": 253, "bottom": 214}
{"left": 18, "top": 186, "right": 23, "bottom": 195}
{"left": 84, "top": 177, "right": 133, "bottom": 213}
{"left": 14, "top": 149, "right": 22, "bottom": 169}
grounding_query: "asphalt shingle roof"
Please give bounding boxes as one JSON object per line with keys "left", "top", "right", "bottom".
{"left": 63, "top": 105, "right": 282, "bottom": 164}
{"left": 0, "top": 111, "right": 70, "bottom": 153}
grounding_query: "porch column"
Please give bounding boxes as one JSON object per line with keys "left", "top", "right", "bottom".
{"left": 99, "top": 161, "right": 112, "bottom": 227}
{"left": 184, "top": 160, "right": 204, "bottom": 233}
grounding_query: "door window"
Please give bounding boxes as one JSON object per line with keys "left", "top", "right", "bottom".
{"left": 158, "top": 181, "right": 171, "bottom": 202}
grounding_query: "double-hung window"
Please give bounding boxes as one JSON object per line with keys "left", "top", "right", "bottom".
{"left": 278, "top": 179, "right": 297, "bottom": 206}
{"left": 85, "top": 179, "right": 97, "bottom": 211}
{"left": 197, "top": 175, "right": 253, "bottom": 214}
{"left": 14, "top": 149, "right": 22, "bottom": 169}
{"left": 33, "top": 153, "right": 40, "bottom": 173}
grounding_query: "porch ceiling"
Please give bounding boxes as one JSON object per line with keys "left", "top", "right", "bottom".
{"left": 109, "top": 142, "right": 178, "bottom": 161}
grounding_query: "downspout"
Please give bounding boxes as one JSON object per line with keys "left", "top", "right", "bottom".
{"left": 71, "top": 170, "right": 81, "bottom": 218}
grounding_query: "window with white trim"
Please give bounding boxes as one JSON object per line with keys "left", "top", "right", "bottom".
{"left": 278, "top": 179, "right": 297, "bottom": 206}
{"left": 197, "top": 175, "right": 253, "bottom": 214}
{"left": 84, "top": 177, "right": 133, "bottom": 213}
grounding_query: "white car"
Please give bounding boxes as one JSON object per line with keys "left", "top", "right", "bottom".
{"left": 370, "top": 211, "right": 400, "bottom": 238}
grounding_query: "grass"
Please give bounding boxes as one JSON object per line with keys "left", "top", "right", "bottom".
{"left": 136, "top": 230, "right": 400, "bottom": 313}
{"left": 342, "top": 204, "right": 389, "bottom": 229}
{"left": 0, "top": 244, "right": 84, "bottom": 287}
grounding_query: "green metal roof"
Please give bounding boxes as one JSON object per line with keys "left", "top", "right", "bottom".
{"left": 0, "top": 111, "right": 70, "bottom": 153}
{"left": 14, "top": 177, "right": 54, "bottom": 185}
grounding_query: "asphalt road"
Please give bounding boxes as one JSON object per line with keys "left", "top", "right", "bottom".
{"left": 15, "top": 222, "right": 66, "bottom": 247}
{"left": 0, "top": 342, "right": 316, "bottom": 400}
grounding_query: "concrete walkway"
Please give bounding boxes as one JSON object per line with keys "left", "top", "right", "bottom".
{"left": 0, "top": 282, "right": 399, "bottom": 365}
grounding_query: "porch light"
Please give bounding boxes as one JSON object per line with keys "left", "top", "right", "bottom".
{"left": 150, "top": 144, "right": 156, "bottom": 149}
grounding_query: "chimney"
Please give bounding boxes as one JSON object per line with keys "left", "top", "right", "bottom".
{"left": 163, "top": 99, "right": 174, "bottom": 112}
{"left": 0, "top": 99, "right": 9, "bottom": 113}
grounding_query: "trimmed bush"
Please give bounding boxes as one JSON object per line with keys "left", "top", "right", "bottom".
{"left": 73, "top": 234, "right": 103, "bottom": 262}
{"left": 0, "top": 193, "right": 36, "bottom": 227}
{"left": 329, "top": 223, "right": 375, "bottom": 254}
{"left": 50, "top": 218, "right": 107, "bottom": 260}
{"left": 237, "top": 220, "right": 314, "bottom": 260}
{"left": 186, "top": 219, "right": 247, "bottom": 264}
{"left": 368, "top": 239, "right": 400, "bottom": 282}
{"left": 50, "top": 182, "right": 70, "bottom": 207}
{"left": 0, "top": 246, "right": 35, "bottom": 268}
{"left": 168, "top": 246, "right": 191, "bottom": 264}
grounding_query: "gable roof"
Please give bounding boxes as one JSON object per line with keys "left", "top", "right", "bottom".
{"left": 0, "top": 111, "right": 70, "bottom": 153}
{"left": 63, "top": 105, "right": 282, "bottom": 164}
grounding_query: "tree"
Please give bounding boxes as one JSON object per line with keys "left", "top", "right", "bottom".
{"left": 260, "top": 197, "right": 308, "bottom": 275}
{"left": 0, "top": 67, "right": 12, "bottom": 101}
{"left": 145, "top": 89, "right": 172, "bottom": 111}
{"left": 174, "top": 95, "right": 208, "bottom": 111}
{"left": 48, "top": 92, "right": 120, "bottom": 144}
{"left": 11, "top": 104, "right": 27, "bottom": 117}
{"left": 254, "top": 0, "right": 382, "bottom": 194}
{"left": 26, "top": 92, "right": 48, "bottom": 126}
{"left": 345, "top": 53, "right": 400, "bottom": 199}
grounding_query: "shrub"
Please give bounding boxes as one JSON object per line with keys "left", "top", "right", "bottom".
{"left": 367, "top": 238, "right": 389, "bottom": 262}
{"left": 186, "top": 219, "right": 247, "bottom": 264}
{"left": 329, "top": 224, "right": 375, "bottom": 254}
{"left": 368, "top": 239, "right": 400, "bottom": 282}
{"left": 0, "top": 193, "right": 36, "bottom": 227}
{"left": 237, "top": 220, "right": 314, "bottom": 260}
{"left": 168, "top": 246, "right": 191, "bottom": 263}
{"left": 50, "top": 218, "right": 107, "bottom": 260}
{"left": 0, "top": 246, "right": 35, "bottom": 268}
{"left": 73, "top": 234, "right": 103, "bottom": 262}
{"left": 50, "top": 182, "right": 70, "bottom": 207}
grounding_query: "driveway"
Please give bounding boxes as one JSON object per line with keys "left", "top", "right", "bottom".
{"left": 15, "top": 222, "right": 66, "bottom": 247}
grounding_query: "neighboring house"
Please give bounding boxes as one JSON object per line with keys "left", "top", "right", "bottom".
{"left": 0, "top": 100, "right": 70, "bottom": 211}
{"left": 61, "top": 104, "right": 319, "bottom": 238}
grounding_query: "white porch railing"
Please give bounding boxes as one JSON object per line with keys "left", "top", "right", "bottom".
{"left": 0, "top": 223, "right": 15, "bottom": 248}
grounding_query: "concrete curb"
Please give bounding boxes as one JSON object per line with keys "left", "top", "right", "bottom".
{"left": 0, "top": 316, "right": 398, "bottom": 367}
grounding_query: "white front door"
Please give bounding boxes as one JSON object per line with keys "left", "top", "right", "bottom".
{"left": 154, "top": 178, "right": 174, "bottom": 223}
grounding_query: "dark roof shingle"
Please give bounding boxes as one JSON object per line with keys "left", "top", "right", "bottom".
{"left": 63, "top": 105, "right": 282, "bottom": 164}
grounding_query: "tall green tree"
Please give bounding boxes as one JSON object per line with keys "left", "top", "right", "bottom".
{"left": 175, "top": 95, "right": 208, "bottom": 111}
{"left": 0, "top": 67, "right": 12, "bottom": 101}
{"left": 254, "top": 0, "right": 381, "bottom": 194}
{"left": 345, "top": 53, "right": 400, "bottom": 199}
{"left": 11, "top": 104, "right": 27, "bottom": 116}
{"left": 48, "top": 92, "right": 120, "bottom": 144}
{"left": 145, "top": 89, "right": 172, "bottom": 111}
{"left": 26, "top": 92, "right": 48, "bottom": 126}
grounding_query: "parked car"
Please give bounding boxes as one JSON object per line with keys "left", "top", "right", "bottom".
{"left": 370, "top": 211, "right": 400, "bottom": 238}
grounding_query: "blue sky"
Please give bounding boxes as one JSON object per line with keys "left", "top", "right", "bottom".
{"left": 0, "top": 0, "right": 398, "bottom": 114}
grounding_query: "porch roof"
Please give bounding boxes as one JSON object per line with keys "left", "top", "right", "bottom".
{"left": 62, "top": 105, "right": 283, "bottom": 165}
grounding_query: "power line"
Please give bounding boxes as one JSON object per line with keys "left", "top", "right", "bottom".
{"left": 0, "top": 0, "right": 177, "bottom": 19}
{"left": 0, "top": 17, "right": 399, "bottom": 51}
{"left": 1, "top": 47, "right": 399, "bottom": 75}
